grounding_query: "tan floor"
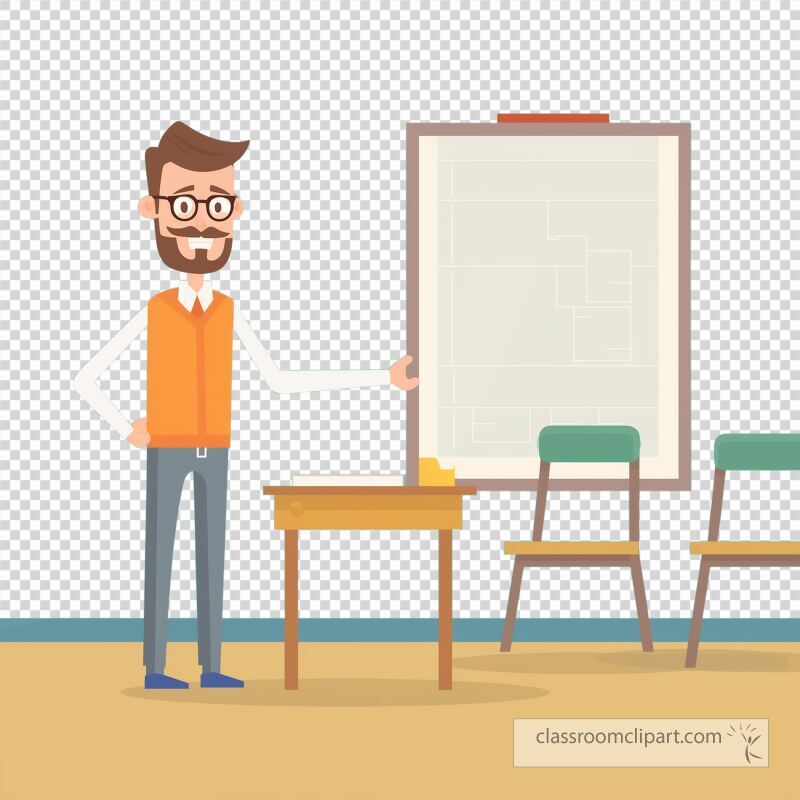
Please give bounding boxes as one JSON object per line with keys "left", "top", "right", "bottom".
{"left": 1, "top": 641, "right": 799, "bottom": 799}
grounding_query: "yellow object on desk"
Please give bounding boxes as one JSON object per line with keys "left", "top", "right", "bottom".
{"left": 418, "top": 458, "right": 455, "bottom": 486}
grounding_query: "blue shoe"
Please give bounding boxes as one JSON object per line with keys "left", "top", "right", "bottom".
{"left": 145, "top": 673, "right": 189, "bottom": 690}
{"left": 201, "top": 671, "right": 244, "bottom": 688}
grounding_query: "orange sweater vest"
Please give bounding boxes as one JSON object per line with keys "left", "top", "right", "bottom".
{"left": 147, "top": 289, "right": 234, "bottom": 448}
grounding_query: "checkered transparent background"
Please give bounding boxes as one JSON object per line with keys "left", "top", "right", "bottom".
{"left": 1, "top": 0, "right": 798, "bottom": 620}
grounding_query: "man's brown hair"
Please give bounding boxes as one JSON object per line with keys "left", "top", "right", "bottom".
{"left": 145, "top": 122, "right": 249, "bottom": 196}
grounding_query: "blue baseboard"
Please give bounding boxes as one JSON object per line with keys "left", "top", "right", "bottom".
{"left": 0, "top": 618, "right": 798, "bottom": 643}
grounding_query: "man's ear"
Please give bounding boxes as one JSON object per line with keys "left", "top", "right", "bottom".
{"left": 233, "top": 197, "right": 244, "bottom": 220}
{"left": 138, "top": 195, "right": 157, "bottom": 219}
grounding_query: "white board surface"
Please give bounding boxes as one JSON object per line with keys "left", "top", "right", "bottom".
{"left": 410, "top": 126, "right": 688, "bottom": 487}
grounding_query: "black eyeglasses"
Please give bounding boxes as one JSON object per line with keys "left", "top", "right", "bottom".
{"left": 154, "top": 194, "right": 237, "bottom": 222}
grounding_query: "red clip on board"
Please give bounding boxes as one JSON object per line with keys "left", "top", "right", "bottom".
{"left": 497, "top": 113, "right": 610, "bottom": 123}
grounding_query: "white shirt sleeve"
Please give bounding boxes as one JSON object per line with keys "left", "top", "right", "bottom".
{"left": 73, "top": 306, "right": 148, "bottom": 439}
{"left": 234, "top": 307, "right": 391, "bottom": 393}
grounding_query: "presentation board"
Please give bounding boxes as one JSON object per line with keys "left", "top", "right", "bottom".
{"left": 406, "top": 123, "right": 690, "bottom": 490}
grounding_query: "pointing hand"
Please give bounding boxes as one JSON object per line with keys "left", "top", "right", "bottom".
{"left": 389, "top": 355, "right": 420, "bottom": 391}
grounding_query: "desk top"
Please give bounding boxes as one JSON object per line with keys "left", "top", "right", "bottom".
{"left": 263, "top": 486, "right": 478, "bottom": 496}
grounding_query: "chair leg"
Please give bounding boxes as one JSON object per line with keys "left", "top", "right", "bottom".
{"left": 500, "top": 557, "right": 525, "bottom": 652}
{"left": 685, "top": 557, "right": 711, "bottom": 668}
{"left": 630, "top": 556, "right": 654, "bottom": 652}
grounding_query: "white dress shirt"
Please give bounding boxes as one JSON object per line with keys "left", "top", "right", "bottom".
{"left": 74, "top": 280, "right": 391, "bottom": 440}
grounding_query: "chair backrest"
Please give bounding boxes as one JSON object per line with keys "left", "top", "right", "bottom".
{"left": 538, "top": 425, "right": 641, "bottom": 463}
{"left": 709, "top": 434, "right": 800, "bottom": 542}
{"left": 533, "top": 425, "right": 641, "bottom": 542}
{"left": 714, "top": 433, "right": 800, "bottom": 471}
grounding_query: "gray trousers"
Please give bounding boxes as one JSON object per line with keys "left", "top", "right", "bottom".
{"left": 143, "top": 447, "right": 228, "bottom": 674}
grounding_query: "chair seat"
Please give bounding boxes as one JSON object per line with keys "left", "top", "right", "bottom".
{"left": 714, "top": 433, "right": 800, "bottom": 470}
{"left": 538, "top": 425, "right": 640, "bottom": 463}
{"left": 504, "top": 540, "right": 639, "bottom": 556}
{"left": 690, "top": 540, "right": 800, "bottom": 555}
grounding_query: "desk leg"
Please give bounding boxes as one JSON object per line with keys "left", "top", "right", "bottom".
{"left": 438, "top": 529, "right": 453, "bottom": 690}
{"left": 284, "top": 529, "right": 298, "bottom": 690}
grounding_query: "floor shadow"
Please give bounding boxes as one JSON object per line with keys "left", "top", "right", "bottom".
{"left": 121, "top": 678, "right": 549, "bottom": 708}
{"left": 454, "top": 649, "right": 675, "bottom": 675}
{"left": 677, "top": 649, "right": 800, "bottom": 673}
{"left": 454, "top": 648, "right": 800, "bottom": 676}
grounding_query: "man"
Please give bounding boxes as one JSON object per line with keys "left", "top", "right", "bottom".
{"left": 74, "top": 122, "right": 418, "bottom": 689}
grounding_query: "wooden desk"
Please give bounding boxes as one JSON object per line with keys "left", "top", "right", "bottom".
{"left": 262, "top": 486, "right": 477, "bottom": 690}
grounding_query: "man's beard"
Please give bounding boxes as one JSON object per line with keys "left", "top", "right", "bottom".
{"left": 153, "top": 224, "right": 233, "bottom": 274}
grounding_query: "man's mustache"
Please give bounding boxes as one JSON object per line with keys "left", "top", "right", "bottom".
{"left": 166, "top": 226, "right": 228, "bottom": 238}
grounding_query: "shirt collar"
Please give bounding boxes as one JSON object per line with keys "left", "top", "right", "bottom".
{"left": 177, "top": 279, "right": 214, "bottom": 313}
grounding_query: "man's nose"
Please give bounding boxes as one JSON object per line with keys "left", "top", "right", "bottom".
{"left": 194, "top": 203, "right": 214, "bottom": 229}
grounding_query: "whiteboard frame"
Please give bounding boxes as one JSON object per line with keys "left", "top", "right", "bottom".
{"left": 406, "top": 122, "right": 691, "bottom": 491}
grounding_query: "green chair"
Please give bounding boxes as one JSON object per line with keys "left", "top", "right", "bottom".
{"left": 685, "top": 434, "right": 800, "bottom": 667}
{"left": 501, "top": 425, "right": 653, "bottom": 652}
